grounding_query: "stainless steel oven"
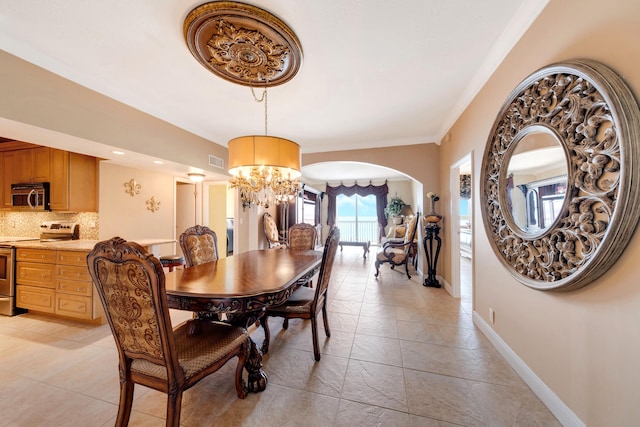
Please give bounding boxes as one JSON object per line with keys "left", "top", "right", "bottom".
{"left": 0, "top": 246, "right": 17, "bottom": 316}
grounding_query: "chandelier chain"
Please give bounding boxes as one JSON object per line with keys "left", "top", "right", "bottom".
{"left": 250, "top": 82, "right": 268, "bottom": 136}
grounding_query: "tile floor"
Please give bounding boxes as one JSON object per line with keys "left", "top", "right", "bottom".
{"left": 0, "top": 247, "right": 560, "bottom": 426}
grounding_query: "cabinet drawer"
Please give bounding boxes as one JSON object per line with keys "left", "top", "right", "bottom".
{"left": 16, "top": 262, "right": 56, "bottom": 288}
{"left": 56, "top": 294, "right": 92, "bottom": 319}
{"left": 57, "top": 280, "right": 93, "bottom": 296}
{"left": 56, "top": 250, "right": 89, "bottom": 266}
{"left": 17, "top": 249, "right": 56, "bottom": 263}
{"left": 16, "top": 285, "right": 55, "bottom": 313}
{"left": 56, "top": 264, "right": 91, "bottom": 282}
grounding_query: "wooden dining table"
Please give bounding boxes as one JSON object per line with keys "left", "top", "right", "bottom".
{"left": 164, "top": 249, "right": 323, "bottom": 393}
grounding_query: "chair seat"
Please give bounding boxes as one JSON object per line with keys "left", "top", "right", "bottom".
{"left": 266, "top": 286, "right": 315, "bottom": 315}
{"left": 376, "top": 247, "right": 406, "bottom": 264}
{"left": 132, "top": 321, "right": 247, "bottom": 381}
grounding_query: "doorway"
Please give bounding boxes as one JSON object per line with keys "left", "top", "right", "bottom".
{"left": 449, "top": 153, "right": 474, "bottom": 310}
{"left": 175, "top": 181, "right": 197, "bottom": 258}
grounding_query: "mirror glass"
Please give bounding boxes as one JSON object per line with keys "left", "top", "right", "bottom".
{"left": 505, "top": 127, "right": 567, "bottom": 236}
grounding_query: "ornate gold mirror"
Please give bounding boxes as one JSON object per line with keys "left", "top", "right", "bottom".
{"left": 481, "top": 60, "right": 640, "bottom": 291}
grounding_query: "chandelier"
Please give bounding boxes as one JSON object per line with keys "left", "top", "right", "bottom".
{"left": 184, "top": 1, "right": 304, "bottom": 209}
{"left": 228, "top": 134, "right": 301, "bottom": 209}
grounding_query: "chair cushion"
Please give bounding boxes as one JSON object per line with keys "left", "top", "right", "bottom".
{"left": 131, "top": 321, "right": 247, "bottom": 381}
{"left": 185, "top": 234, "right": 217, "bottom": 265}
{"left": 264, "top": 216, "right": 280, "bottom": 242}
{"left": 376, "top": 247, "right": 407, "bottom": 264}
{"left": 266, "top": 286, "right": 315, "bottom": 315}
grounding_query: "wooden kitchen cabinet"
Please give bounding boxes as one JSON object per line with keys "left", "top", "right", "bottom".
{"left": 16, "top": 249, "right": 57, "bottom": 314}
{"left": 0, "top": 153, "right": 4, "bottom": 209}
{"left": 16, "top": 248, "right": 104, "bottom": 322}
{"left": 49, "top": 149, "right": 98, "bottom": 212}
{"left": 8, "top": 147, "right": 51, "bottom": 184}
{"left": 16, "top": 286, "right": 56, "bottom": 314}
{"left": 55, "top": 250, "right": 103, "bottom": 321}
{"left": 1, "top": 150, "right": 19, "bottom": 209}
{"left": 0, "top": 143, "right": 97, "bottom": 212}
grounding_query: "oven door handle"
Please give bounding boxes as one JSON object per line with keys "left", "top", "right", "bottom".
{"left": 0, "top": 297, "right": 10, "bottom": 302}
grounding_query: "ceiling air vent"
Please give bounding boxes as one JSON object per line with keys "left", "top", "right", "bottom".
{"left": 209, "top": 155, "right": 224, "bottom": 169}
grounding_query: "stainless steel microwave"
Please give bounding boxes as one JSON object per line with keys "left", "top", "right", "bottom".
{"left": 10, "top": 182, "right": 50, "bottom": 210}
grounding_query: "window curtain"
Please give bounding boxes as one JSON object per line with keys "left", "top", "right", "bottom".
{"left": 326, "top": 182, "right": 389, "bottom": 240}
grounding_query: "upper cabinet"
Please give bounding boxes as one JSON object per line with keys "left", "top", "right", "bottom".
{"left": 7, "top": 146, "right": 51, "bottom": 184}
{"left": 49, "top": 149, "right": 98, "bottom": 212}
{"left": 0, "top": 142, "right": 98, "bottom": 212}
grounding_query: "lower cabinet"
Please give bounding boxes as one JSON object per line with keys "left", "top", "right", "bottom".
{"left": 16, "top": 286, "right": 56, "bottom": 314}
{"left": 16, "top": 248, "right": 104, "bottom": 322}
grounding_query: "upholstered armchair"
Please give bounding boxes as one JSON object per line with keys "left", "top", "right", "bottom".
{"left": 263, "top": 212, "right": 286, "bottom": 248}
{"left": 374, "top": 213, "right": 419, "bottom": 279}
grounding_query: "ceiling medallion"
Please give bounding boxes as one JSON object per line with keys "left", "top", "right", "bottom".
{"left": 184, "top": 1, "right": 303, "bottom": 86}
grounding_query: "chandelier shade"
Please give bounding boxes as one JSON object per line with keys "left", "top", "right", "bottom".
{"left": 228, "top": 136, "right": 301, "bottom": 178}
{"left": 228, "top": 135, "right": 302, "bottom": 208}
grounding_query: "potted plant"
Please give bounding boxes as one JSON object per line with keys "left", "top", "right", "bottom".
{"left": 385, "top": 196, "right": 406, "bottom": 225}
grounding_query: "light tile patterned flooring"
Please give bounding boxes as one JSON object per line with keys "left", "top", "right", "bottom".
{"left": 0, "top": 248, "right": 560, "bottom": 426}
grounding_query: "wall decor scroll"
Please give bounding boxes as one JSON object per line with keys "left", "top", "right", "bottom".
{"left": 480, "top": 60, "right": 640, "bottom": 291}
{"left": 124, "top": 179, "right": 141, "bottom": 197}
{"left": 146, "top": 196, "right": 161, "bottom": 213}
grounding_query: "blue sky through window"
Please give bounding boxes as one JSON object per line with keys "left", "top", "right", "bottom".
{"left": 337, "top": 194, "right": 377, "bottom": 218}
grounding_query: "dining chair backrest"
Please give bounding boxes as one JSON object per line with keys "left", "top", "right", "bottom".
{"left": 263, "top": 212, "right": 285, "bottom": 248}
{"left": 313, "top": 226, "right": 340, "bottom": 309}
{"left": 179, "top": 225, "right": 219, "bottom": 267}
{"left": 288, "top": 222, "right": 317, "bottom": 250}
{"left": 404, "top": 215, "right": 418, "bottom": 247}
{"left": 87, "top": 237, "right": 179, "bottom": 377}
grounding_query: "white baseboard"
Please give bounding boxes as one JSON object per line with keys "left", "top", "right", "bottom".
{"left": 472, "top": 312, "right": 585, "bottom": 427}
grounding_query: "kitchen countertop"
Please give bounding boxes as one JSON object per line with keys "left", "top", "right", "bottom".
{"left": 9, "top": 238, "right": 175, "bottom": 252}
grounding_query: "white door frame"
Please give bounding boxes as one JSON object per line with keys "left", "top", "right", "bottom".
{"left": 449, "top": 152, "right": 473, "bottom": 299}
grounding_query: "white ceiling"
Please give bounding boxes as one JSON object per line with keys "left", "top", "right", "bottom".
{"left": 0, "top": 0, "right": 548, "bottom": 182}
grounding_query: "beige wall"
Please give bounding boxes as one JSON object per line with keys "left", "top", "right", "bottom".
{"left": 207, "top": 184, "right": 228, "bottom": 259}
{"left": 439, "top": 0, "right": 640, "bottom": 424}
{"left": 99, "top": 163, "right": 175, "bottom": 256}
{"left": 0, "top": 51, "right": 228, "bottom": 175}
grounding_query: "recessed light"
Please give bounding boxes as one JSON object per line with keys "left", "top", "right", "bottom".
{"left": 153, "top": 160, "right": 164, "bottom": 164}
{"left": 112, "top": 150, "right": 125, "bottom": 155}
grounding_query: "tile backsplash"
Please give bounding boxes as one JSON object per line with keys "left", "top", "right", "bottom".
{"left": 0, "top": 211, "right": 99, "bottom": 239}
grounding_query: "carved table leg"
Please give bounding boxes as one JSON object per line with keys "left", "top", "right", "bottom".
{"left": 227, "top": 310, "right": 268, "bottom": 393}
{"left": 245, "top": 336, "right": 268, "bottom": 392}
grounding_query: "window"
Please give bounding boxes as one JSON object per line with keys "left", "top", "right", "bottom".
{"left": 336, "top": 194, "right": 378, "bottom": 243}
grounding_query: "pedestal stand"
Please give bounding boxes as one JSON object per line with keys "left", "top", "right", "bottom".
{"left": 423, "top": 223, "right": 441, "bottom": 287}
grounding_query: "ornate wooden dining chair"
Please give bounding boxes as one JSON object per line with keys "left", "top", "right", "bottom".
{"left": 374, "top": 213, "right": 419, "bottom": 279}
{"left": 179, "top": 224, "right": 219, "bottom": 267}
{"left": 260, "top": 226, "right": 340, "bottom": 361}
{"left": 287, "top": 222, "right": 318, "bottom": 287}
{"left": 263, "top": 212, "right": 286, "bottom": 248}
{"left": 87, "top": 237, "right": 249, "bottom": 427}
{"left": 288, "top": 222, "right": 317, "bottom": 250}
